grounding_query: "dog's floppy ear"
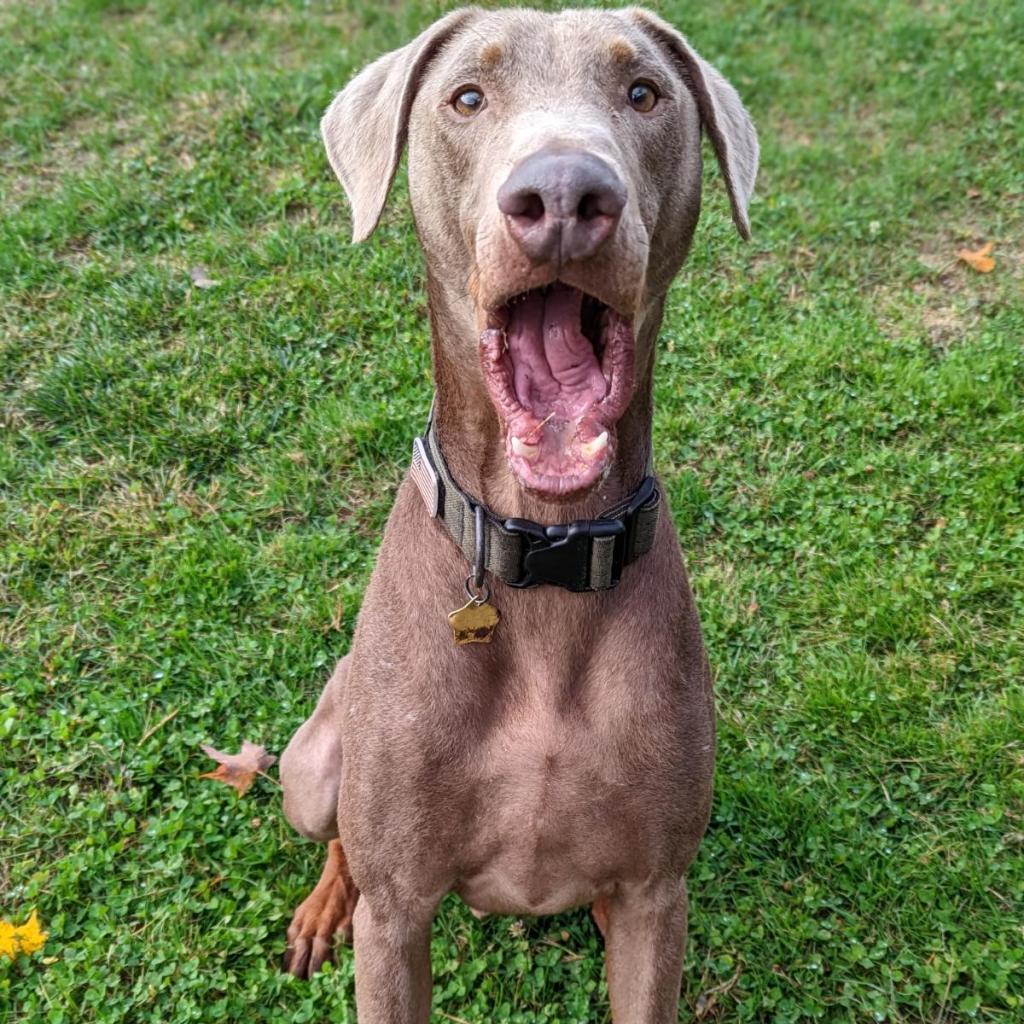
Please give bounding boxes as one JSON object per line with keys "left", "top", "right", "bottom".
{"left": 625, "top": 8, "right": 759, "bottom": 239}
{"left": 321, "top": 9, "right": 477, "bottom": 242}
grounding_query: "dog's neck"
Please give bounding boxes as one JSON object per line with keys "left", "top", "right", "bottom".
{"left": 426, "top": 275, "right": 663, "bottom": 523}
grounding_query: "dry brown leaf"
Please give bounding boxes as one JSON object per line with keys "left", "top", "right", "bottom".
{"left": 957, "top": 242, "right": 995, "bottom": 273}
{"left": 200, "top": 740, "right": 277, "bottom": 796}
{"left": 694, "top": 963, "right": 743, "bottom": 1019}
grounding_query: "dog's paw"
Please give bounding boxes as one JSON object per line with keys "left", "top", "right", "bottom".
{"left": 283, "top": 840, "right": 359, "bottom": 979}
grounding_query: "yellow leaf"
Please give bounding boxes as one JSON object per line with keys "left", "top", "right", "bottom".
{"left": 16, "top": 911, "right": 47, "bottom": 955}
{"left": 0, "top": 910, "right": 47, "bottom": 959}
{"left": 957, "top": 241, "right": 995, "bottom": 273}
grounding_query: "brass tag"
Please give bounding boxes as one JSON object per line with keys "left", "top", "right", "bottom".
{"left": 448, "top": 598, "right": 500, "bottom": 645}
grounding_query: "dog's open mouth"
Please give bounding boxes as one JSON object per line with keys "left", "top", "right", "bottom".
{"left": 479, "top": 283, "right": 635, "bottom": 497}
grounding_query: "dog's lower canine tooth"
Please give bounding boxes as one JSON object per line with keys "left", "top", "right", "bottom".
{"left": 580, "top": 431, "right": 609, "bottom": 459}
{"left": 511, "top": 436, "right": 540, "bottom": 460}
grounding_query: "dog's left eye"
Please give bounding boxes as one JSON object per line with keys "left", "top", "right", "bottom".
{"left": 627, "top": 81, "right": 658, "bottom": 113}
{"left": 452, "top": 88, "right": 486, "bottom": 117}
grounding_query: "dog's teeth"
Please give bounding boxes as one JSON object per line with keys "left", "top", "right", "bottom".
{"left": 580, "top": 431, "right": 609, "bottom": 459}
{"left": 511, "top": 436, "right": 540, "bottom": 461}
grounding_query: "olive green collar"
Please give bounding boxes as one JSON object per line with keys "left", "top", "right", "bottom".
{"left": 410, "top": 414, "right": 660, "bottom": 592}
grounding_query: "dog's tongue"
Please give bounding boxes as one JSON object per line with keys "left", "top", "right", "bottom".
{"left": 506, "top": 284, "right": 607, "bottom": 420}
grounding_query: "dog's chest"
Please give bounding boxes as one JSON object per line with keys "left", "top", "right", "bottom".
{"left": 442, "top": 653, "right": 707, "bottom": 915}
{"left": 342, "top": 510, "right": 714, "bottom": 913}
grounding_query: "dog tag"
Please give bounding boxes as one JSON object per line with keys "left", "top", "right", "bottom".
{"left": 448, "top": 598, "right": 500, "bottom": 645}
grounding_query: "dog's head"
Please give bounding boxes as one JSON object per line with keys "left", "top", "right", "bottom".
{"left": 322, "top": 7, "right": 757, "bottom": 499}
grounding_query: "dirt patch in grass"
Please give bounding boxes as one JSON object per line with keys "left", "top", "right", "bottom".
{"left": 874, "top": 269, "right": 984, "bottom": 352}
{"left": 873, "top": 219, "right": 1024, "bottom": 351}
{"left": 1, "top": 112, "right": 147, "bottom": 212}
{"left": 914, "top": 213, "right": 1024, "bottom": 280}
{"left": 918, "top": 297, "right": 973, "bottom": 352}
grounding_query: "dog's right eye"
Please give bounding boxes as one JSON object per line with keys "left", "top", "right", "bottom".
{"left": 627, "top": 81, "right": 659, "bottom": 113}
{"left": 452, "top": 88, "right": 486, "bottom": 117}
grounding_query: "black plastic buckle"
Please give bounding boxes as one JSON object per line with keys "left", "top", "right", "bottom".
{"left": 503, "top": 517, "right": 627, "bottom": 591}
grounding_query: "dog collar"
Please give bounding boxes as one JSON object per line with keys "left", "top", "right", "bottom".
{"left": 409, "top": 414, "right": 660, "bottom": 592}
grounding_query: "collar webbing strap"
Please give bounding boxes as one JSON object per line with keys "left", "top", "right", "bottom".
{"left": 414, "top": 422, "right": 660, "bottom": 592}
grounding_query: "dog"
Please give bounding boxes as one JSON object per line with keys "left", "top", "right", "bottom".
{"left": 279, "top": 7, "right": 757, "bottom": 1020}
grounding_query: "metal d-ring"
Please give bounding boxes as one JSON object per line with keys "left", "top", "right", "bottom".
{"left": 464, "top": 573, "right": 491, "bottom": 606}
{"left": 471, "top": 502, "right": 487, "bottom": 590}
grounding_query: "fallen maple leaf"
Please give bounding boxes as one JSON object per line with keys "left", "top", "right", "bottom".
{"left": 0, "top": 911, "right": 47, "bottom": 960}
{"left": 957, "top": 242, "right": 995, "bottom": 273}
{"left": 200, "top": 740, "right": 277, "bottom": 796}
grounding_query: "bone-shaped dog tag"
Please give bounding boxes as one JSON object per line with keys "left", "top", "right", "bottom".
{"left": 448, "top": 598, "right": 500, "bottom": 645}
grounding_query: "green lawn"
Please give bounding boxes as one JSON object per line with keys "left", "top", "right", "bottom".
{"left": 2, "top": 1, "right": 1022, "bottom": 1021}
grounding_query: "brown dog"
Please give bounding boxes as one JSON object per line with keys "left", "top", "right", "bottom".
{"left": 279, "top": 7, "right": 757, "bottom": 1020}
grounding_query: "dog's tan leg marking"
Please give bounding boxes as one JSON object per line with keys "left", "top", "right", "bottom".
{"left": 283, "top": 839, "right": 360, "bottom": 979}
{"left": 603, "top": 881, "right": 688, "bottom": 1023}
{"left": 591, "top": 895, "right": 610, "bottom": 939}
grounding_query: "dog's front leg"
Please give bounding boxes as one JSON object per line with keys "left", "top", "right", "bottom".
{"left": 352, "top": 894, "right": 438, "bottom": 1023}
{"left": 602, "top": 879, "right": 689, "bottom": 1023}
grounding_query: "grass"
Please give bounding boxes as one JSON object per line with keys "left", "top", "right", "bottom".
{"left": 2, "top": 0, "right": 1022, "bottom": 1021}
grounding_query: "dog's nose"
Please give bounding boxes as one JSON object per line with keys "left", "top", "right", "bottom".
{"left": 497, "top": 148, "right": 626, "bottom": 265}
